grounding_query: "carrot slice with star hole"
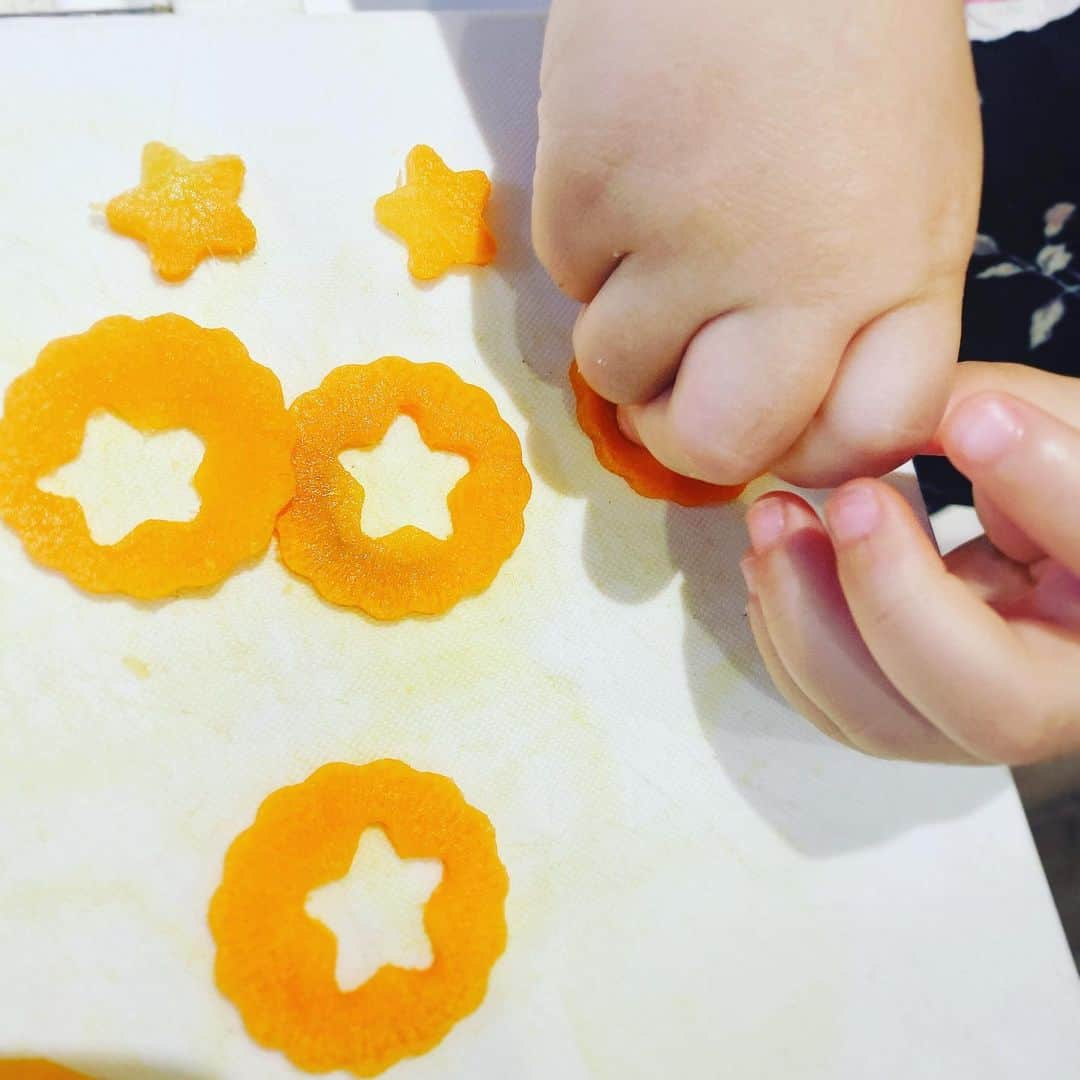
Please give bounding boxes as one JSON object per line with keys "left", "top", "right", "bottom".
{"left": 0, "top": 314, "right": 295, "bottom": 599}
{"left": 209, "top": 760, "right": 509, "bottom": 1078}
{"left": 276, "top": 358, "right": 531, "bottom": 620}
{"left": 374, "top": 145, "right": 496, "bottom": 281}
{"left": 0, "top": 1063, "right": 95, "bottom": 1079}
{"left": 570, "top": 360, "right": 747, "bottom": 506}
{"left": 106, "top": 141, "right": 256, "bottom": 282}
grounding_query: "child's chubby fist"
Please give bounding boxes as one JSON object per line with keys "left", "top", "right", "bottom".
{"left": 533, "top": 0, "right": 982, "bottom": 487}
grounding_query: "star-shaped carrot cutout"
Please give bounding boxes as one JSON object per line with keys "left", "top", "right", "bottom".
{"left": 375, "top": 144, "right": 496, "bottom": 281}
{"left": 105, "top": 141, "right": 256, "bottom": 282}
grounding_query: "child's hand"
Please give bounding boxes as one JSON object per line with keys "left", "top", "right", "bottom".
{"left": 740, "top": 364, "right": 1080, "bottom": 765}
{"left": 534, "top": 0, "right": 981, "bottom": 487}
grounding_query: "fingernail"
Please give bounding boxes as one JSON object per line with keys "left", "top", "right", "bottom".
{"left": 747, "top": 497, "right": 787, "bottom": 553}
{"left": 740, "top": 555, "right": 759, "bottom": 596}
{"left": 827, "top": 484, "right": 881, "bottom": 544}
{"left": 949, "top": 397, "right": 1023, "bottom": 465}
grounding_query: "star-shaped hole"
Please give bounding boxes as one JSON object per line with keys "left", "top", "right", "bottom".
{"left": 305, "top": 827, "right": 443, "bottom": 992}
{"left": 339, "top": 415, "right": 469, "bottom": 540}
{"left": 38, "top": 411, "right": 204, "bottom": 545}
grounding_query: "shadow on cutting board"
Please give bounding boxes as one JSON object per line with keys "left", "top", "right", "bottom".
{"left": 446, "top": 14, "right": 1006, "bottom": 855}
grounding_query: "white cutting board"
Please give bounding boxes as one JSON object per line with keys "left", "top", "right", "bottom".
{"left": 0, "top": 13, "right": 1077, "bottom": 1080}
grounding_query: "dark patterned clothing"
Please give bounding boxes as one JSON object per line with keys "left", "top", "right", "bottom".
{"left": 916, "top": 8, "right": 1080, "bottom": 510}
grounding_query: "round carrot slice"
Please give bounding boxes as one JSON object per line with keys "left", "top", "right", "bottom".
{"left": 0, "top": 1064, "right": 94, "bottom": 1080}
{"left": 209, "top": 760, "right": 509, "bottom": 1077}
{"left": 569, "top": 361, "right": 747, "bottom": 506}
{"left": 0, "top": 314, "right": 296, "bottom": 599}
{"left": 276, "top": 358, "right": 531, "bottom": 620}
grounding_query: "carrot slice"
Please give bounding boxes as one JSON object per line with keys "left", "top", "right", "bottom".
{"left": 276, "top": 358, "right": 530, "bottom": 620}
{"left": 570, "top": 361, "right": 747, "bottom": 506}
{"left": 0, "top": 1064, "right": 94, "bottom": 1079}
{"left": 106, "top": 141, "right": 256, "bottom": 282}
{"left": 0, "top": 314, "right": 295, "bottom": 599}
{"left": 209, "top": 760, "right": 509, "bottom": 1077}
{"left": 375, "top": 145, "right": 496, "bottom": 281}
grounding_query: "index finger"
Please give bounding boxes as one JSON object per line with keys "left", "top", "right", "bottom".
{"left": 940, "top": 391, "right": 1080, "bottom": 576}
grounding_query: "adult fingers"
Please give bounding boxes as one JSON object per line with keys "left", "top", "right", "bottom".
{"left": 941, "top": 392, "right": 1080, "bottom": 576}
{"left": 923, "top": 361, "right": 1080, "bottom": 455}
{"left": 950, "top": 361, "right": 1080, "bottom": 427}
{"left": 744, "top": 586, "right": 853, "bottom": 748}
{"left": 942, "top": 531, "right": 1033, "bottom": 607}
{"left": 745, "top": 493, "right": 973, "bottom": 762}
{"left": 973, "top": 489, "right": 1044, "bottom": 566}
{"left": 824, "top": 480, "right": 1050, "bottom": 763}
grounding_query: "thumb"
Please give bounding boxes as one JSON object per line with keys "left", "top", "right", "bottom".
{"left": 939, "top": 389, "right": 1080, "bottom": 576}
{"left": 923, "top": 362, "right": 1080, "bottom": 455}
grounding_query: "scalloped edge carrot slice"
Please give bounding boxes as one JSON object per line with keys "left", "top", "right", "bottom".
{"left": 0, "top": 1063, "right": 95, "bottom": 1079}
{"left": 570, "top": 361, "right": 747, "bottom": 506}
{"left": 0, "top": 314, "right": 296, "bottom": 599}
{"left": 276, "top": 358, "right": 531, "bottom": 620}
{"left": 209, "top": 760, "right": 509, "bottom": 1077}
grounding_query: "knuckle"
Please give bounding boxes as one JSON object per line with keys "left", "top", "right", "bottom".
{"left": 857, "top": 590, "right": 911, "bottom": 642}
{"left": 530, "top": 196, "right": 574, "bottom": 286}
{"left": 772, "top": 455, "right": 858, "bottom": 490}
{"left": 573, "top": 305, "right": 660, "bottom": 406}
{"left": 531, "top": 186, "right": 623, "bottom": 304}
{"left": 536, "top": 138, "right": 620, "bottom": 224}
{"left": 575, "top": 355, "right": 643, "bottom": 407}
{"left": 840, "top": 401, "right": 939, "bottom": 464}
{"left": 666, "top": 403, "right": 765, "bottom": 484}
{"left": 779, "top": 396, "right": 944, "bottom": 488}
{"left": 843, "top": 716, "right": 954, "bottom": 765}
{"left": 572, "top": 315, "right": 623, "bottom": 396}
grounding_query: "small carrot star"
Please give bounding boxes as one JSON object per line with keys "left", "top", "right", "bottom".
{"left": 375, "top": 145, "right": 496, "bottom": 281}
{"left": 105, "top": 141, "right": 257, "bottom": 282}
